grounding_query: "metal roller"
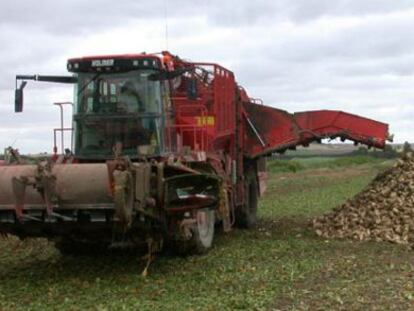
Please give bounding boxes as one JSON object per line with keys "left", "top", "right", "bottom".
{"left": 0, "top": 164, "right": 112, "bottom": 210}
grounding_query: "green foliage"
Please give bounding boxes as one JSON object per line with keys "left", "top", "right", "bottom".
{"left": 351, "top": 144, "right": 398, "bottom": 159}
{"left": 326, "top": 155, "right": 380, "bottom": 167}
{"left": 383, "top": 144, "right": 395, "bottom": 153}
{"left": 354, "top": 146, "right": 369, "bottom": 155}
{"left": 289, "top": 156, "right": 336, "bottom": 169}
{"left": 267, "top": 155, "right": 386, "bottom": 173}
{"left": 267, "top": 159, "right": 304, "bottom": 173}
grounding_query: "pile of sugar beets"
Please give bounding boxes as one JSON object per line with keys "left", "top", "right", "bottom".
{"left": 312, "top": 152, "right": 414, "bottom": 245}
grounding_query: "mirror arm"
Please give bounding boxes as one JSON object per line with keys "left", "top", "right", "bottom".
{"left": 14, "top": 75, "right": 77, "bottom": 113}
{"left": 16, "top": 75, "right": 77, "bottom": 84}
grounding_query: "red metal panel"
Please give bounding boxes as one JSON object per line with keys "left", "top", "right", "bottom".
{"left": 294, "top": 110, "right": 389, "bottom": 148}
{"left": 243, "top": 102, "right": 301, "bottom": 157}
{"left": 243, "top": 106, "right": 389, "bottom": 158}
{"left": 168, "top": 61, "right": 236, "bottom": 154}
{"left": 173, "top": 104, "right": 210, "bottom": 152}
{"left": 68, "top": 54, "right": 161, "bottom": 62}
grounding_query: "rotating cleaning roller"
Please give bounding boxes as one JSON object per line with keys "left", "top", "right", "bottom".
{"left": 0, "top": 163, "right": 113, "bottom": 211}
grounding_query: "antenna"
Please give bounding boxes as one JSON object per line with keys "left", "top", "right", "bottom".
{"left": 163, "top": 0, "right": 169, "bottom": 50}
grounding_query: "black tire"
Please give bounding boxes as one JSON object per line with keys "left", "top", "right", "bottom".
{"left": 236, "top": 167, "right": 258, "bottom": 228}
{"left": 176, "top": 209, "right": 215, "bottom": 255}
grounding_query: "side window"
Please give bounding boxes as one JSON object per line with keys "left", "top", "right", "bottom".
{"left": 77, "top": 77, "right": 96, "bottom": 114}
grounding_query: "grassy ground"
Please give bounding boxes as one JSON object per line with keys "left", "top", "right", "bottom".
{"left": 1, "top": 157, "right": 413, "bottom": 310}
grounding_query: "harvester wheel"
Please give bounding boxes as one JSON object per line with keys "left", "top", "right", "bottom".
{"left": 177, "top": 208, "right": 215, "bottom": 255}
{"left": 236, "top": 167, "right": 258, "bottom": 228}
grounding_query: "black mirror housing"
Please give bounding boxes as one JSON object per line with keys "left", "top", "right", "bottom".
{"left": 15, "top": 88, "right": 23, "bottom": 112}
{"left": 14, "top": 80, "right": 27, "bottom": 113}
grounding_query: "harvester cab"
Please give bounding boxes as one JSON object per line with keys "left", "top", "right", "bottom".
{"left": 2, "top": 51, "right": 390, "bottom": 259}
{"left": 15, "top": 55, "right": 170, "bottom": 161}
{"left": 68, "top": 56, "right": 168, "bottom": 160}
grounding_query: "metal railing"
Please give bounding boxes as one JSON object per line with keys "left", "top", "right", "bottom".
{"left": 53, "top": 102, "right": 74, "bottom": 155}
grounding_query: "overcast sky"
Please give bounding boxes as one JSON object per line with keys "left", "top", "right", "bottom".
{"left": 0, "top": 0, "right": 413, "bottom": 153}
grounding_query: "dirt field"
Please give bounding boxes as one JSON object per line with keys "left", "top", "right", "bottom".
{"left": 1, "top": 157, "right": 413, "bottom": 310}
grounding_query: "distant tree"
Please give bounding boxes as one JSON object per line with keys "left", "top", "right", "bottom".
{"left": 382, "top": 144, "right": 398, "bottom": 159}
{"left": 383, "top": 144, "right": 394, "bottom": 153}
{"left": 403, "top": 141, "right": 412, "bottom": 154}
{"left": 355, "top": 146, "right": 368, "bottom": 155}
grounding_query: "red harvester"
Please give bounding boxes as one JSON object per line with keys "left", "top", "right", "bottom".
{"left": 0, "top": 51, "right": 390, "bottom": 255}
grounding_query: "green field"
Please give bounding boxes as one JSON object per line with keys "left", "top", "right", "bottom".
{"left": 1, "top": 156, "right": 413, "bottom": 310}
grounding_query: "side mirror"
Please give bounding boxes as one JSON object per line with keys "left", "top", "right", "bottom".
{"left": 15, "top": 81, "right": 27, "bottom": 113}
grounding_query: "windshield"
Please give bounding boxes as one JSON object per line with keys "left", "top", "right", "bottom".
{"left": 74, "top": 70, "right": 164, "bottom": 158}
{"left": 77, "top": 70, "right": 161, "bottom": 114}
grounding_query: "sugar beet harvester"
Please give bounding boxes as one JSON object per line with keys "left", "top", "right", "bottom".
{"left": 0, "top": 52, "right": 389, "bottom": 255}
